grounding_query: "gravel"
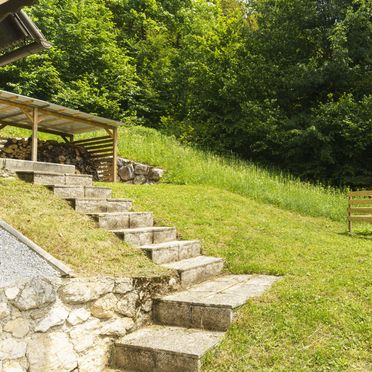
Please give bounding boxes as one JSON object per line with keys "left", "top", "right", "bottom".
{"left": 0, "top": 228, "right": 60, "bottom": 287}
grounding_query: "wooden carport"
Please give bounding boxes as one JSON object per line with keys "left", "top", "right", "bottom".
{"left": 0, "top": 90, "right": 122, "bottom": 181}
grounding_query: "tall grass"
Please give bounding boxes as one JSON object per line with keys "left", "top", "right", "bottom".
{"left": 119, "top": 126, "right": 347, "bottom": 221}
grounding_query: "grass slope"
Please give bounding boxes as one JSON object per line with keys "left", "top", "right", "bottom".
{"left": 105, "top": 183, "right": 371, "bottom": 371}
{"left": 0, "top": 178, "right": 164, "bottom": 277}
{"left": 118, "top": 126, "right": 347, "bottom": 222}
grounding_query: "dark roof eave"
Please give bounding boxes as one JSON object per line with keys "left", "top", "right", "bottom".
{"left": 0, "top": 0, "right": 37, "bottom": 22}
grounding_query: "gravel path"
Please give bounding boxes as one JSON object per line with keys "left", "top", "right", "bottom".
{"left": 0, "top": 228, "right": 60, "bottom": 287}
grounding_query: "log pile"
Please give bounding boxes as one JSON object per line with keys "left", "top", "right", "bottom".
{"left": 0, "top": 137, "right": 99, "bottom": 179}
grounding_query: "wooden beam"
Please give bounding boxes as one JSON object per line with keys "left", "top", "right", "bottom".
{"left": 0, "top": 120, "right": 73, "bottom": 138}
{"left": 105, "top": 128, "right": 114, "bottom": 138}
{"left": 113, "top": 127, "right": 118, "bottom": 182}
{"left": 31, "top": 108, "right": 38, "bottom": 161}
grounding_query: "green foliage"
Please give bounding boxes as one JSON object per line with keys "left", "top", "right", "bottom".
{"left": 0, "top": 0, "right": 138, "bottom": 120}
{"left": 0, "top": 0, "right": 370, "bottom": 186}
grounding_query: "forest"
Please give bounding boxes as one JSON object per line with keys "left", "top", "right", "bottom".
{"left": 0, "top": 0, "right": 370, "bottom": 187}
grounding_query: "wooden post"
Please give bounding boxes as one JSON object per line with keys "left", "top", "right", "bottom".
{"left": 31, "top": 107, "right": 38, "bottom": 161}
{"left": 112, "top": 127, "right": 118, "bottom": 183}
{"left": 348, "top": 194, "right": 352, "bottom": 234}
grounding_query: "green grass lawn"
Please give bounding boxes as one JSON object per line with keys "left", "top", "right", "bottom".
{"left": 0, "top": 178, "right": 165, "bottom": 277}
{"left": 104, "top": 183, "right": 371, "bottom": 371}
{"left": 1, "top": 125, "right": 371, "bottom": 369}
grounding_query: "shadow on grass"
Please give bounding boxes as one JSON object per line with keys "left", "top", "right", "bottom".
{"left": 338, "top": 230, "right": 372, "bottom": 240}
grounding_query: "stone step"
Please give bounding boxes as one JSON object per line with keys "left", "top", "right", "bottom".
{"left": 16, "top": 171, "right": 93, "bottom": 186}
{"left": 161, "top": 256, "right": 224, "bottom": 288}
{"left": 112, "top": 227, "right": 177, "bottom": 246}
{"left": 52, "top": 185, "right": 112, "bottom": 199}
{"left": 90, "top": 212, "right": 154, "bottom": 230}
{"left": 70, "top": 198, "right": 133, "bottom": 214}
{"left": 112, "top": 325, "right": 223, "bottom": 372}
{"left": 141, "top": 240, "right": 201, "bottom": 264}
{"left": 0, "top": 158, "right": 75, "bottom": 174}
{"left": 153, "top": 275, "right": 280, "bottom": 331}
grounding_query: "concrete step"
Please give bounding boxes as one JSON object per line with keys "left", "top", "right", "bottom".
{"left": 112, "top": 227, "right": 177, "bottom": 246}
{"left": 90, "top": 212, "right": 154, "bottom": 230}
{"left": 52, "top": 185, "right": 112, "bottom": 199}
{"left": 70, "top": 198, "right": 133, "bottom": 214}
{"left": 0, "top": 158, "right": 75, "bottom": 174}
{"left": 17, "top": 171, "right": 93, "bottom": 186}
{"left": 153, "top": 275, "right": 280, "bottom": 331}
{"left": 161, "top": 256, "right": 224, "bottom": 288}
{"left": 112, "top": 325, "right": 223, "bottom": 372}
{"left": 141, "top": 240, "right": 201, "bottom": 264}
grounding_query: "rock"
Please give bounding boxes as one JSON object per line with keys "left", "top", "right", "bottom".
{"left": 0, "top": 338, "right": 27, "bottom": 360}
{"left": 91, "top": 293, "right": 117, "bottom": 319}
{"left": 5, "top": 287, "right": 19, "bottom": 300}
{"left": 99, "top": 317, "right": 134, "bottom": 337}
{"left": 118, "top": 164, "right": 135, "bottom": 181}
{"left": 4, "top": 318, "right": 29, "bottom": 338}
{"left": 141, "top": 299, "right": 153, "bottom": 313}
{"left": 2, "top": 358, "right": 28, "bottom": 372}
{"left": 11, "top": 278, "right": 56, "bottom": 311}
{"left": 114, "top": 278, "right": 133, "bottom": 294}
{"left": 0, "top": 302, "right": 10, "bottom": 319}
{"left": 148, "top": 167, "right": 164, "bottom": 181}
{"left": 35, "top": 305, "right": 69, "bottom": 332}
{"left": 67, "top": 308, "right": 90, "bottom": 326}
{"left": 134, "top": 163, "right": 149, "bottom": 175}
{"left": 69, "top": 319, "right": 100, "bottom": 353}
{"left": 116, "top": 292, "right": 138, "bottom": 318}
{"left": 133, "top": 175, "right": 147, "bottom": 184}
{"left": 59, "top": 278, "right": 114, "bottom": 304}
{"left": 27, "top": 332, "right": 78, "bottom": 372}
{"left": 77, "top": 339, "right": 111, "bottom": 372}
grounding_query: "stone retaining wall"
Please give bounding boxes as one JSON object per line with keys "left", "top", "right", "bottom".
{"left": 0, "top": 275, "right": 176, "bottom": 372}
{"left": 117, "top": 158, "right": 164, "bottom": 184}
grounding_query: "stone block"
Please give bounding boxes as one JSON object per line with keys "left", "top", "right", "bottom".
{"left": 134, "top": 163, "right": 148, "bottom": 175}
{"left": 59, "top": 278, "right": 114, "bottom": 304}
{"left": 84, "top": 186, "right": 112, "bottom": 199}
{"left": 4, "top": 318, "right": 30, "bottom": 338}
{"left": 67, "top": 308, "right": 90, "bottom": 326}
{"left": 27, "top": 332, "right": 78, "bottom": 372}
{"left": 118, "top": 164, "right": 134, "bottom": 181}
{"left": 114, "top": 278, "right": 133, "bottom": 294}
{"left": 10, "top": 278, "right": 56, "bottom": 311}
{"left": 0, "top": 338, "right": 27, "bottom": 360}
{"left": 99, "top": 318, "right": 134, "bottom": 336}
{"left": 35, "top": 305, "right": 69, "bottom": 332}
{"left": 116, "top": 292, "right": 138, "bottom": 318}
{"left": 65, "top": 174, "right": 92, "bottom": 186}
{"left": 148, "top": 167, "right": 164, "bottom": 181}
{"left": 91, "top": 293, "right": 118, "bottom": 319}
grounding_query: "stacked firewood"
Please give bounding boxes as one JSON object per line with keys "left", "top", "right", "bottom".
{"left": 0, "top": 137, "right": 99, "bottom": 179}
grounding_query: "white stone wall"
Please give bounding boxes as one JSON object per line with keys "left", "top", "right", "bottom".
{"left": 0, "top": 276, "right": 176, "bottom": 372}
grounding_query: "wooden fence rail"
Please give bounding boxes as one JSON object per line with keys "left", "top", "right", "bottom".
{"left": 347, "top": 190, "right": 372, "bottom": 233}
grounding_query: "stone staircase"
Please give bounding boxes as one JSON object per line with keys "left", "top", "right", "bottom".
{"left": 15, "top": 166, "right": 279, "bottom": 372}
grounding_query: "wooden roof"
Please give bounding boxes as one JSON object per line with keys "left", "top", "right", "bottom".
{"left": 0, "top": 90, "right": 124, "bottom": 136}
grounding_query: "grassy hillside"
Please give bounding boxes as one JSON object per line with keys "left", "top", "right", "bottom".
{"left": 1, "top": 125, "right": 370, "bottom": 369}
{"left": 118, "top": 126, "right": 347, "bottom": 222}
{"left": 0, "top": 178, "right": 164, "bottom": 277}
{"left": 106, "top": 183, "right": 371, "bottom": 371}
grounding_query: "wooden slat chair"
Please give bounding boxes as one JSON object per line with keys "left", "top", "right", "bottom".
{"left": 348, "top": 190, "right": 372, "bottom": 233}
